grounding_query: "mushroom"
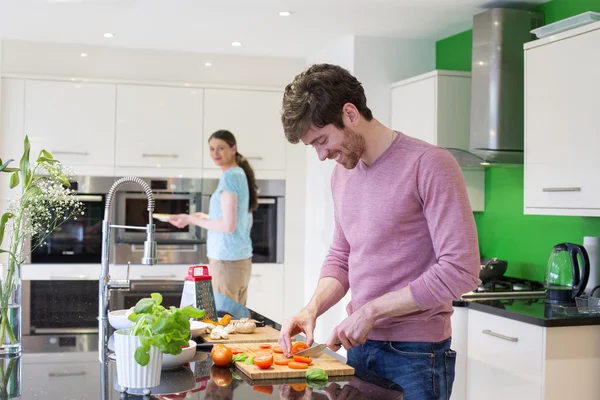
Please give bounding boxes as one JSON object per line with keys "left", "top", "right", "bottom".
{"left": 234, "top": 318, "right": 257, "bottom": 334}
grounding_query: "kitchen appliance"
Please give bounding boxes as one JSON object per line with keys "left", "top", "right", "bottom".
{"left": 28, "top": 176, "right": 116, "bottom": 264}
{"left": 448, "top": 8, "right": 544, "bottom": 166}
{"left": 114, "top": 177, "right": 206, "bottom": 265}
{"left": 583, "top": 236, "right": 600, "bottom": 296}
{"left": 479, "top": 258, "right": 508, "bottom": 281}
{"left": 544, "top": 243, "right": 590, "bottom": 304}
{"left": 201, "top": 179, "right": 285, "bottom": 264}
{"left": 460, "top": 277, "right": 546, "bottom": 301}
{"left": 179, "top": 266, "right": 218, "bottom": 322}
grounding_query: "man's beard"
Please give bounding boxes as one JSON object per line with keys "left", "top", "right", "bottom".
{"left": 339, "top": 128, "right": 366, "bottom": 169}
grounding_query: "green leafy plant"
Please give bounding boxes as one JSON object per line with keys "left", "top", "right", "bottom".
{"left": 0, "top": 136, "right": 83, "bottom": 346}
{"left": 127, "top": 293, "right": 205, "bottom": 366}
{"left": 232, "top": 353, "right": 249, "bottom": 363}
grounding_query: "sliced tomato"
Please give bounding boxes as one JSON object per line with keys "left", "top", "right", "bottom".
{"left": 229, "top": 347, "right": 244, "bottom": 355}
{"left": 272, "top": 345, "right": 283, "bottom": 354}
{"left": 259, "top": 344, "right": 272, "bottom": 349}
{"left": 253, "top": 386, "right": 274, "bottom": 395}
{"left": 254, "top": 354, "right": 274, "bottom": 369}
{"left": 290, "top": 342, "right": 308, "bottom": 355}
{"left": 274, "top": 357, "right": 292, "bottom": 366}
{"left": 288, "top": 361, "right": 309, "bottom": 369}
{"left": 293, "top": 355, "right": 313, "bottom": 364}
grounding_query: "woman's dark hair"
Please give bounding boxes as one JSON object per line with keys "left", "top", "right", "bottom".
{"left": 209, "top": 130, "right": 259, "bottom": 212}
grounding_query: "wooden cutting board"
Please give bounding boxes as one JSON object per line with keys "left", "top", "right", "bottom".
{"left": 233, "top": 343, "right": 355, "bottom": 380}
{"left": 198, "top": 326, "right": 281, "bottom": 344}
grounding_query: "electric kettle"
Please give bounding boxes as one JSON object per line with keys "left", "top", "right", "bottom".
{"left": 544, "top": 243, "right": 590, "bottom": 303}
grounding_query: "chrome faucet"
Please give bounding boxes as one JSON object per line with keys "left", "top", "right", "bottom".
{"left": 98, "top": 177, "right": 158, "bottom": 364}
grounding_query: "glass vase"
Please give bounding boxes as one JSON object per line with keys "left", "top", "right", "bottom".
{"left": 0, "top": 264, "right": 21, "bottom": 358}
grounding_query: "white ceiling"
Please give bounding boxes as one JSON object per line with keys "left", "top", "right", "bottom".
{"left": 0, "top": 0, "right": 548, "bottom": 59}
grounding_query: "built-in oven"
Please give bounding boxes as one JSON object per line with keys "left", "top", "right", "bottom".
{"left": 29, "top": 177, "right": 116, "bottom": 264}
{"left": 114, "top": 178, "right": 207, "bottom": 265}
{"left": 109, "top": 281, "right": 184, "bottom": 311}
{"left": 201, "top": 179, "right": 285, "bottom": 264}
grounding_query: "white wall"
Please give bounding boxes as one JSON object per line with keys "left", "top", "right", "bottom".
{"left": 302, "top": 35, "right": 435, "bottom": 354}
{"left": 354, "top": 36, "right": 436, "bottom": 126}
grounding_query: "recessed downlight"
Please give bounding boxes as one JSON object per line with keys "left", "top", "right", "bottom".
{"left": 80, "top": 53, "right": 88, "bottom": 58}
{"left": 103, "top": 32, "right": 114, "bottom": 38}
{"left": 231, "top": 41, "right": 242, "bottom": 47}
{"left": 279, "top": 11, "right": 292, "bottom": 17}
{"left": 205, "top": 62, "right": 212, "bottom": 67}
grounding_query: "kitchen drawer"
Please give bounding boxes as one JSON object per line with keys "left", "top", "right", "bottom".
{"left": 467, "top": 310, "right": 543, "bottom": 400}
{"left": 127, "top": 265, "right": 190, "bottom": 281}
{"left": 22, "top": 361, "right": 100, "bottom": 399}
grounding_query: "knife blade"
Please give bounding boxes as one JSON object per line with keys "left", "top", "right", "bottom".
{"left": 292, "top": 340, "right": 342, "bottom": 358}
{"left": 293, "top": 343, "right": 328, "bottom": 358}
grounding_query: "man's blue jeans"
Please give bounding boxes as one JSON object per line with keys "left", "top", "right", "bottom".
{"left": 347, "top": 337, "right": 456, "bottom": 400}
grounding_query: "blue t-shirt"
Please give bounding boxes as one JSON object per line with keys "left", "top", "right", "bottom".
{"left": 206, "top": 167, "right": 253, "bottom": 261}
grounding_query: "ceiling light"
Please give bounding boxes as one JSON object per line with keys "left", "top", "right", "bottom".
{"left": 103, "top": 33, "right": 114, "bottom": 38}
{"left": 279, "top": 11, "right": 292, "bottom": 17}
{"left": 205, "top": 62, "right": 212, "bottom": 67}
{"left": 231, "top": 41, "right": 242, "bottom": 47}
{"left": 184, "top": 83, "right": 190, "bottom": 87}
{"left": 80, "top": 53, "right": 88, "bottom": 58}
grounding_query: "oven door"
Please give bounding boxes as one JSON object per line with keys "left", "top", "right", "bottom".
{"left": 251, "top": 197, "right": 285, "bottom": 263}
{"left": 116, "top": 193, "right": 200, "bottom": 243}
{"left": 30, "top": 194, "right": 105, "bottom": 264}
{"left": 109, "top": 281, "right": 185, "bottom": 310}
{"left": 23, "top": 280, "right": 99, "bottom": 335}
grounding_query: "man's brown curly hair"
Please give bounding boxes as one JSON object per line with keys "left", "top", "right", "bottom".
{"left": 281, "top": 64, "right": 373, "bottom": 144}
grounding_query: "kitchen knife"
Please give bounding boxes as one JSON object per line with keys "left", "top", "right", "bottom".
{"left": 292, "top": 340, "right": 342, "bottom": 358}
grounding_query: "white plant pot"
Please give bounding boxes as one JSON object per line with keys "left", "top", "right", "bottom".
{"left": 114, "top": 329, "right": 163, "bottom": 391}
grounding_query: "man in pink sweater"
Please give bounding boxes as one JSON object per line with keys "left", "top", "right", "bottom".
{"left": 278, "top": 64, "right": 481, "bottom": 400}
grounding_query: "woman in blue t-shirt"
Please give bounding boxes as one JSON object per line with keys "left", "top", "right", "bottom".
{"left": 169, "top": 130, "right": 258, "bottom": 305}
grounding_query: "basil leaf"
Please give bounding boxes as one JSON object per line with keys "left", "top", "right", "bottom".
{"left": 151, "top": 293, "right": 163, "bottom": 305}
{"left": 233, "top": 353, "right": 249, "bottom": 363}
{"left": 134, "top": 346, "right": 150, "bottom": 366}
{"left": 134, "top": 298, "right": 155, "bottom": 314}
{"left": 244, "top": 356, "right": 254, "bottom": 365}
{"left": 306, "top": 368, "right": 328, "bottom": 382}
{"left": 181, "top": 305, "right": 206, "bottom": 319}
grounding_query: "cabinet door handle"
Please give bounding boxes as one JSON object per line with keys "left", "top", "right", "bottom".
{"left": 50, "top": 275, "right": 88, "bottom": 280}
{"left": 139, "top": 274, "right": 176, "bottom": 279}
{"left": 247, "top": 156, "right": 263, "bottom": 161}
{"left": 542, "top": 187, "right": 581, "bottom": 192}
{"left": 142, "top": 154, "right": 179, "bottom": 158}
{"left": 48, "top": 371, "right": 86, "bottom": 377}
{"left": 53, "top": 151, "right": 90, "bottom": 156}
{"left": 482, "top": 329, "right": 518, "bottom": 342}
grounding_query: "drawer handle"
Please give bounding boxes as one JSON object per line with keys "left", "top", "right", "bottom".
{"left": 53, "top": 151, "right": 90, "bottom": 156}
{"left": 246, "top": 156, "right": 263, "bottom": 161}
{"left": 48, "top": 371, "right": 86, "bottom": 377}
{"left": 251, "top": 274, "right": 263, "bottom": 278}
{"left": 142, "top": 154, "right": 179, "bottom": 159}
{"left": 482, "top": 329, "right": 518, "bottom": 342}
{"left": 542, "top": 187, "right": 581, "bottom": 192}
{"left": 50, "top": 275, "right": 88, "bottom": 280}
{"left": 139, "top": 274, "right": 176, "bottom": 279}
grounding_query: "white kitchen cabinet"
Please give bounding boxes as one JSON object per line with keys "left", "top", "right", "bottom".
{"left": 22, "top": 358, "right": 100, "bottom": 399}
{"left": 115, "top": 84, "right": 204, "bottom": 169}
{"left": 246, "top": 263, "right": 283, "bottom": 323}
{"left": 24, "top": 80, "right": 117, "bottom": 175}
{"left": 203, "top": 89, "right": 286, "bottom": 172}
{"left": 466, "top": 309, "right": 600, "bottom": 400}
{"left": 524, "top": 21, "right": 600, "bottom": 216}
{"left": 450, "top": 307, "right": 469, "bottom": 400}
{"left": 391, "top": 70, "right": 485, "bottom": 212}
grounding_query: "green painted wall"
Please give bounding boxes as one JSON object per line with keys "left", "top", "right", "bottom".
{"left": 436, "top": 0, "right": 600, "bottom": 282}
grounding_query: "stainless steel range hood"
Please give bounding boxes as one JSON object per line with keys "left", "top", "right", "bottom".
{"left": 452, "top": 8, "right": 544, "bottom": 166}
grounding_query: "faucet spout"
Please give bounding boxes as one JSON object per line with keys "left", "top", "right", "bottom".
{"left": 98, "top": 177, "right": 157, "bottom": 363}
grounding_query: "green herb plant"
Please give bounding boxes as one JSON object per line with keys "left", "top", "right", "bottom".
{"left": 127, "top": 293, "right": 205, "bottom": 366}
{"left": 306, "top": 368, "right": 328, "bottom": 388}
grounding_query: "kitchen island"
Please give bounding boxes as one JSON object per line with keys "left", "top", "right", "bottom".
{"left": 10, "top": 302, "right": 404, "bottom": 399}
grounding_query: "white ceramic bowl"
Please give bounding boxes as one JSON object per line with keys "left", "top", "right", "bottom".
{"left": 162, "top": 340, "right": 197, "bottom": 370}
{"left": 190, "top": 321, "right": 209, "bottom": 338}
{"left": 108, "top": 309, "right": 134, "bottom": 330}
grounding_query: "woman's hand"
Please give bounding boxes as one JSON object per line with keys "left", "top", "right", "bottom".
{"left": 168, "top": 214, "right": 191, "bottom": 228}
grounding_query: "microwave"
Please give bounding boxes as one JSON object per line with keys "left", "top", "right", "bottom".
{"left": 114, "top": 178, "right": 204, "bottom": 244}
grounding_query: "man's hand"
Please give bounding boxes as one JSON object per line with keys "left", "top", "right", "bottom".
{"left": 278, "top": 307, "right": 317, "bottom": 357}
{"left": 325, "top": 383, "right": 365, "bottom": 400}
{"left": 168, "top": 214, "right": 190, "bottom": 228}
{"left": 327, "top": 305, "right": 375, "bottom": 351}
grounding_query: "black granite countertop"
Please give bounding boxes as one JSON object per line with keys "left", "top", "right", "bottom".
{"left": 453, "top": 297, "right": 600, "bottom": 327}
{"left": 7, "top": 301, "right": 404, "bottom": 399}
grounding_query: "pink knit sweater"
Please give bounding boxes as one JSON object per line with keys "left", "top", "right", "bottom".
{"left": 320, "top": 132, "right": 481, "bottom": 342}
